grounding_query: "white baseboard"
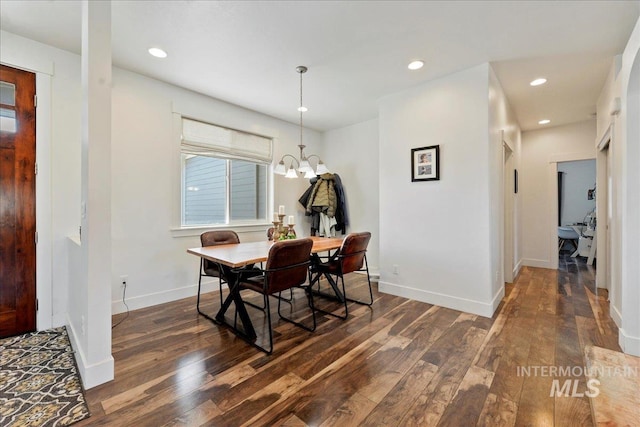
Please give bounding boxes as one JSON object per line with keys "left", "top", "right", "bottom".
{"left": 65, "top": 315, "right": 114, "bottom": 389}
{"left": 513, "top": 260, "right": 522, "bottom": 280}
{"left": 618, "top": 327, "right": 640, "bottom": 357}
{"left": 52, "top": 312, "right": 67, "bottom": 329}
{"left": 112, "top": 279, "right": 222, "bottom": 314}
{"left": 610, "top": 304, "right": 623, "bottom": 328}
{"left": 378, "top": 281, "right": 501, "bottom": 318}
{"left": 521, "top": 258, "right": 553, "bottom": 269}
{"left": 112, "top": 269, "right": 382, "bottom": 315}
{"left": 355, "top": 269, "right": 380, "bottom": 281}
{"left": 491, "top": 286, "right": 505, "bottom": 313}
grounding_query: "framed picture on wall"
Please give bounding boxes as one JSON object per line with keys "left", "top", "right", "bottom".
{"left": 411, "top": 145, "right": 440, "bottom": 182}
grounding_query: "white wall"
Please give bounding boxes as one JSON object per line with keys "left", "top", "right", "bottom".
{"left": 596, "top": 58, "right": 622, "bottom": 318}
{"left": 378, "top": 63, "right": 498, "bottom": 317}
{"left": 1, "top": 29, "right": 321, "bottom": 387}
{"left": 110, "top": 68, "right": 317, "bottom": 314}
{"left": 520, "top": 120, "right": 597, "bottom": 269}
{"left": 489, "top": 66, "right": 522, "bottom": 285}
{"left": 597, "top": 17, "right": 640, "bottom": 356}
{"left": 0, "top": 31, "right": 82, "bottom": 328}
{"left": 321, "top": 119, "right": 380, "bottom": 275}
{"left": 557, "top": 160, "right": 596, "bottom": 225}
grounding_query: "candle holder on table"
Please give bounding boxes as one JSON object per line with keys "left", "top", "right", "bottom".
{"left": 272, "top": 214, "right": 296, "bottom": 241}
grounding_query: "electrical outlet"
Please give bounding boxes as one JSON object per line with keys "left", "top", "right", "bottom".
{"left": 120, "top": 275, "right": 128, "bottom": 287}
{"left": 393, "top": 264, "right": 399, "bottom": 275}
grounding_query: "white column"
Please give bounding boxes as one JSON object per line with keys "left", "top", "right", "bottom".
{"left": 76, "top": 0, "right": 114, "bottom": 388}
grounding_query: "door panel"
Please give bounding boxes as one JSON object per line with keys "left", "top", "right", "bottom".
{"left": 0, "top": 64, "right": 36, "bottom": 338}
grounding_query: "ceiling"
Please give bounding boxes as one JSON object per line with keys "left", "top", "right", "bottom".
{"left": 1, "top": 1, "right": 638, "bottom": 131}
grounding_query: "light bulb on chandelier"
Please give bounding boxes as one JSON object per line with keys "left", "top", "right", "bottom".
{"left": 273, "top": 66, "right": 330, "bottom": 179}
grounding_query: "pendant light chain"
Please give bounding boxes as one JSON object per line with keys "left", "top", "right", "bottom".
{"left": 273, "top": 65, "right": 329, "bottom": 178}
{"left": 299, "top": 66, "right": 305, "bottom": 158}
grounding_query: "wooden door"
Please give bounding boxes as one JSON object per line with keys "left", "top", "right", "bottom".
{"left": 0, "top": 64, "right": 37, "bottom": 338}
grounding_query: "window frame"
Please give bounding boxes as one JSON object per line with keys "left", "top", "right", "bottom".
{"left": 172, "top": 113, "right": 274, "bottom": 237}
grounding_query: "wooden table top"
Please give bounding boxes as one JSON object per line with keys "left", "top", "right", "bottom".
{"left": 187, "top": 236, "right": 344, "bottom": 268}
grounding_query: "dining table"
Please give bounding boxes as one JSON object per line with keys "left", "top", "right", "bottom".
{"left": 187, "top": 236, "right": 344, "bottom": 349}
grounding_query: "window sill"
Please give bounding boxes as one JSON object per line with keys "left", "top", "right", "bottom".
{"left": 170, "top": 223, "right": 273, "bottom": 238}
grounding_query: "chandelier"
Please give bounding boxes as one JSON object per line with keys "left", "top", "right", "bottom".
{"left": 273, "top": 65, "right": 330, "bottom": 179}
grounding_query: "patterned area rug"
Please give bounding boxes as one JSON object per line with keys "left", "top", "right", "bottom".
{"left": 0, "top": 327, "right": 90, "bottom": 427}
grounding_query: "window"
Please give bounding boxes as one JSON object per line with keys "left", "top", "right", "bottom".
{"left": 0, "top": 82, "right": 17, "bottom": 133}
{"left": 181, "top": 118, "right": 271, "bottom": 226}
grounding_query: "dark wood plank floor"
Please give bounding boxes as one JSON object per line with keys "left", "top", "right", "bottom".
{"left": 78, "top": 256, "right": 621, "bottom": 426}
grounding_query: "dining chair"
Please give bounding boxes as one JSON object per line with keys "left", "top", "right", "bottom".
{"left": 260, "top": 226, "right": 293, "bottom": 303}
{"left": 197, "top": 230, "right": 261, "bottom": 315}
{"left": 558, "top": 226, "right": 579, "bottom": 252}
{"left": 237, "top": 238, "right": 315, "bottom": 354}
{"left": 308, "top": 231, "right": 373, "bottom": 319}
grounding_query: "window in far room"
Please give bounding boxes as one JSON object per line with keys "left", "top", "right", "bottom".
{"left": 180, "top": 118, "right": 271, "bottom": 226}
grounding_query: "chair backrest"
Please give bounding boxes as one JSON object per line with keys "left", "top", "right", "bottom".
{"left": 200, "top": 230, "right": 240, "bottom": 274}
{"left": 337, "top": 232, "right": 371, "bottom": 274}
{"left": 201, "top": 230, "right": 240, "bottom": 246}
{"left": 264, "top": 238, "right": 313, "bottom": 294}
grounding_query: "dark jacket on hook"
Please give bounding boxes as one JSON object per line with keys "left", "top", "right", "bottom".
{"left": 298, "top": 173, "right": 348, "bottom": 235}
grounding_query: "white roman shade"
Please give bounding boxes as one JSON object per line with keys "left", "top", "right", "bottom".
{"left": 181, "top": 118, "right": 273, "bottom": 163}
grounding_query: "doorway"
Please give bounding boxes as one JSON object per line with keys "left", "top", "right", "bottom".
{"left": 557, "top": 159, "right": 597, "bottom": 261}
{"left": 0, "top": 64, "right": 37, "bottom": 338}
{"left": 596, "top": 128, "right": 613, "bottom": 295}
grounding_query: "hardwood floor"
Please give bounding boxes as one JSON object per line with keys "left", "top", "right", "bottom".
{"left": 78, "top": 256, "right": 621, "bottom": 426}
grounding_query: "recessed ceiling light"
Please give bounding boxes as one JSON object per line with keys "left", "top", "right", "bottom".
{"left": 538, "top": 119, "right": 551, "bottom": 125}
{"left": 148, "top": 47, "right": 167, "bottom": 58}
{"left": 297, "top": 106, "right": 308, "bottom": 112}
{"left": 408, "top": 60, "right": 424, "bottom": 70}
{"left": 530, "top": 78, "right": 547, "bottom": 86}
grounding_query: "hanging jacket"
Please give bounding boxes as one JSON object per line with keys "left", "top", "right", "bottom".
{"left": 299, "top": 177, "right": 320, "bottom": 234}
{"left": 333, "top": 173, "right": 348, "bottom": 233}
{"left": 299, "top": 173, "right": 348, "bottom": 235}
{"left": 307, "top": 173, "right": 337, "bottom": 218}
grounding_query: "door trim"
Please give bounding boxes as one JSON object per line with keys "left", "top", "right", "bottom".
{"left": 35, "top": 72, "right": 53, "bottom": 330}
{"left": 547, "top": 152, "right": 596, "bottom": 270}
{"left": 502, "top": 131, "right": 515, "bottom": 283}
{"left": 596, "top": 124, "right": 612, "bottom": 298}
{"left": 1, "top": 60, "right": 54, "bottom": 331}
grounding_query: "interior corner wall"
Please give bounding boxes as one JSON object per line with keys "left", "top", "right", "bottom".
{"left": 320, "top": 119, "right": 380, "bottom": 276}
{"left": 596, "top": 60, "right": 623, "bottom": 322}
{"left": 111, "top": 68, "right": 317, "bottom": 314}
{"left": 597, "top": 16, "right": 640, "bottom": 356}
{"left": 623, "top": 47, "right": 640, "bottom": 356}
{"left": 0, "top": 29, "right": 320, "bottom": 336}
{"left": 489, "top": 64, "right": 522, "bottom": 290}
{"left": 378, "top": 63, "right": 495, "bottom": 317}
{"left": 520, "top": 120, "right": 597, "bottom": 269}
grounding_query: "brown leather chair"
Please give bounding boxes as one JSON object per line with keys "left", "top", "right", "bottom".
{"left": 237, "top": 238, "right": 315, "bottom": 353}
{"left": 308, "top": 232, "right": 373, "bottom": 319}
{"left": 197, "top": 230, "right": 261, "bottom": 315}
{"left": 262, "top": 226, "right": 294, "bottom": 303}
